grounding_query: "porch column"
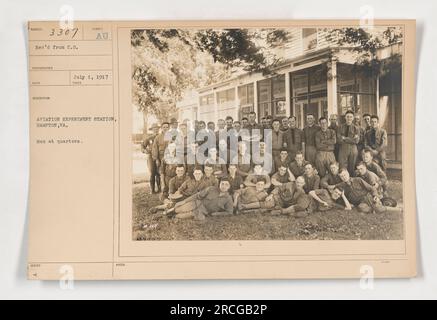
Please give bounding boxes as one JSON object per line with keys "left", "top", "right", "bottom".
{"left": 376, "top": 75, "right": 380, "bottom": 117}
{"left": 285, "top": 72, "right": 291, "bottom": 117}
{"left": 327, "top": 58, "right": 338, "bottom": 116}
{"left": 213, "top": 91, "right": 218, "bottom": 122}
{"left": 253, "top": 81, "right": 258, "bottom": 119}
{"left": 235, "top": 86, "right": 239, "bottom": 121}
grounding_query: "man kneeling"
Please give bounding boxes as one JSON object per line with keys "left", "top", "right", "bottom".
{"left": 168, "top": 178, "right": 234, "bottom": 220}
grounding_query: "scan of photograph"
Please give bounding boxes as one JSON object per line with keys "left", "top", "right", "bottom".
{"left": 131, "top": 26, "right": 404, "bottom": 241}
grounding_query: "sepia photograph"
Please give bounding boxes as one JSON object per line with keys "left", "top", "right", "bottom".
{"left": 131, "top": 25, "right": 404, "bottom": 241}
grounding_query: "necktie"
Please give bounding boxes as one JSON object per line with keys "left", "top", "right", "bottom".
{"left": 345, "top": 125, "right": 350, "bottom": 137}
{"left": 291, "top": 129, "right": 295, "bottom": 145}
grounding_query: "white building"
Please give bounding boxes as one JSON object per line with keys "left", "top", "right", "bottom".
{"left": 177, "top": 28, "right": 402, "bottom": 167}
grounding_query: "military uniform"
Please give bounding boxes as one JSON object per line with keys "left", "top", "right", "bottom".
{"left": 142, "top": 133, "right": 160, "bottom": 193}
{"left": 231, "top": 153, "right": 252, "bottom": 178}
{"left": 320, "top": 172, "right": 342, "bottom": 189}
{"left": 177, "top": 177, "right": 208, "bottom": 199}
{"left": 315, "top": 128, "right": 337, "bottom": 177}
{"left": 283, "top": 127, "right": 303, "bottom": 161}
{"left": 174, "top": 186, "right": 234, "bottom": 220}
{"left": 271, "top": 171, "right": 292, "bottom": 185}
{"left": 227, "top": 173, "right": 244, "bottom": 195}
{"left": 168, "top": 175, "right": 188, "bottom": 195}
{"left": 303, "top": 174, "right": 321, "bottom": 194}
{"left": 288, "top": 160, "right": 309, "bottom": 179}
{"left": 338, "top": 177, "right": 386, "bottom": 213}
{"left": 308, "top": 189, "right": 345, "bottom": 212}
{"left": 365, "top": 127, "right": 388, "bottom": 171}
{"left": 272, "top": 182, "right": 311, "bottom": 213}
{"left": 152, "top": 131, "right": 171, "bottom": 191}
{"left": 365, "top": 161, "right": 388, "bottom": 187}
{"left": 337, "top": 123, "right": 360, "bottom": 175}
{"left": 302, "top": 124, "right": 320, "bottom": 165}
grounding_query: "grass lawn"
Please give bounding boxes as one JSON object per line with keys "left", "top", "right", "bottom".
{"left": 132, "top": 180, "right": 404, "bottom": 241}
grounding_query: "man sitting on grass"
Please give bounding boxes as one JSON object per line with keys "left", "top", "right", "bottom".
{"left": 308, "top": 187, "right": 352, "bottom": 212}
{"left": 168, "top": 178, "right": 234, "bottom": 220}
{"left": 267, "top": 177, "right": 311, "bottom": 217}
{"left": 362, "top": 149, "right": 388, "bottom": 195}
{"left": 320, "top": 161, "right": 342, "bottom": 191}
{"left": 337, "top": 168, "right": 386, "bottom": 214}
{"left": 271, "top": 165, "right": 295, "bottom": 187}
{"left": 244, "top": 163, "right": 272, "bottom": 190}
{"left": 234, "top": 178, "right": 269, "bottom": 213}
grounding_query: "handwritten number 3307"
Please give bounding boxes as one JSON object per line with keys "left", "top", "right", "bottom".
{"left": 49, "top": 28, "right": 79, "bottom": 38}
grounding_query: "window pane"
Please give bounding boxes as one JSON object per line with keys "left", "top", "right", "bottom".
{"left": 258, "top": 79, "right": 271, "bottom": 103}
{"left": 302, "top": 28, "right": 318, "bottom": 51}
{"left": 337, "top": 63, "right": 356, "bottom": 92}
{"left": 272, "top": 74, "right": 285, "bottom": 99}
{"left": 217, "top": 88, "right": 235, "bottom": 105}
{"left": 310, "top": 66, "right": 327, "bottom": 92}
{"left": 291, "top": 71, "right": 308, "bottom": 97}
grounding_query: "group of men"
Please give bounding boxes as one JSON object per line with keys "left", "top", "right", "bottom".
{"left": 142, "top": 110, "right": 396, "bottom": 221}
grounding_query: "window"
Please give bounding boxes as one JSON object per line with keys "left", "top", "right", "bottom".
{"left": 379, "top": 67, "right": 402, "bottom": 163}
{"left": 257, "top": 74, "right": 286, "bottom": 118}
{"left": 199, "top": 94, "right": 214, "bottom": 106}
{"left": 238, "top": 83, "right": 255, "bottom": 119}
{"left": 216, "top": 88, "right": 235, "bottom": 105}
{"left": 337, "top": 63, "right": 376, "bottom": 118}
{"left": 302, "top": 28, "right": 318, "bottom": 51}
{"left": 238, "top": 83, "right": 254, "bottom": 106}
{"left": 290, "top": 65, "right": 327, "bottom": 128}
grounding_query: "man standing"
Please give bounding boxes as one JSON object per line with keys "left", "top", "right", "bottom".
{"left": 271, "top": 119, "right": 284, "bottom": 160}
{"left": 363, "top": 113, "right": 372, "bottom": 134}
{"left": 283, "top": 116, "right": 302, "bottom": 161}
{"left": 329, "top": 114, "right": 339, "bottom": 159}
{"left": 354, "top": 114, "right": 366, "bottom": 161}
{"left": 225, "top": 116, "right": 234, "bottom": 131}
{"left": 280, "top": 117, "right": 289, "bottom": 132}
{"left": 337, "top": 110, "right": 360, "bottom": 175}
{"left": 315, "top": 117, "right": 336, "bottom": 177}
{"left": 152, "top": 121, "right": 171, "bottom": 193}
{"left": 364, "top": 115, "right": 388, "bottom": 171}
{"left": 231, "top": 141, "right": 252, "bottom": 178}
{"left": 168, "top": 118, "right": 179, "bottom": 142}
{"left": 241, "top": 117, "right": 249, "bottom": 129}
{"left": 142, "top": 123, "right": 161, "bottom": 194}
{"left": 302, "top": 114, "right": 320, "bottom": 165}
{"left": 247, "top": 111, "right": 263, "bottom": 143}
{"left": 265, "top": 115, "right": 273, "bottom": 129}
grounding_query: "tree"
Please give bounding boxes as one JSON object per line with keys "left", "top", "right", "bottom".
{"left": 131, "top": 29, "right": 293, "bottom": 122}
{"left": 326, "top": 27, "right": 403, "bottom": 77}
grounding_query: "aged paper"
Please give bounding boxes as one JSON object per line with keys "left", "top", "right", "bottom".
{"left": 28, "top": 20, "right": 416, "bottom": 280}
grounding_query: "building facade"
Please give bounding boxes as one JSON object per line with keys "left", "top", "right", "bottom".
{"left": 177, "top": 28, "right": 402, "bottom": 167}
